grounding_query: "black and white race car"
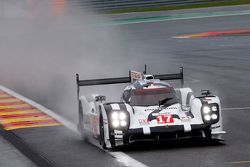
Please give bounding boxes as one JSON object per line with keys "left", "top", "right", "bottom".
{"left": 76, "top": 67, "right": 225, "bottom": 149}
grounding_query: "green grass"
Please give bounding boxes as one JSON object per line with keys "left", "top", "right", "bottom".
{"left": 107, "top": 0, "right": 250, "bottom": 14}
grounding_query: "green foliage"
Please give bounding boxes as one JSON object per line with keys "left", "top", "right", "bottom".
{"left": 107, "top": 0, "right": 250, "bottom": 14}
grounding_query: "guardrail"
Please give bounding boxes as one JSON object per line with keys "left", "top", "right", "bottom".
{"left": 83, "top": 0, "right": 226, "bottom": 11}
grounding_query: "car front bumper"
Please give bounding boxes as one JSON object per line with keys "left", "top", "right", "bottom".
{"left": 111, "top": 124, "right": 216, "bottom": 146}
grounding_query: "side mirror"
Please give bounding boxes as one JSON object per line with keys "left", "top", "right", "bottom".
{"left": 95, "top": 95, "right": 106, "bottom": 102}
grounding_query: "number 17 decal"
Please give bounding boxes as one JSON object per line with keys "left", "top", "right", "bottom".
{"left": 156, "top": 115, "right": 174, "bottom": 124}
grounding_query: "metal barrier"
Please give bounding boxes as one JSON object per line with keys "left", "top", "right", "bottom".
{"left": 83, "top": 0, "right": 226, "bottom": 11}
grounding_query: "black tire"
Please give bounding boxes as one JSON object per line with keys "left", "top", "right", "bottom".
{"left": 204, "top": 128, "right": 212, "bottom": 139}
{"left": 123, "top": 135, "right": 130, "bottom": 146}
{"left": 99, "top": 114, "right": 107, "bottom": 149}
{"left": 78, "top": 102, "right": 87, "bottom": 141}
{"left": 109, "top": 133, "right": 116, "bottom": 150}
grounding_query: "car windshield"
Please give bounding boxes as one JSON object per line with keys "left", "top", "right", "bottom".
{"left": 130, "top": 88, "right": 179, "bottom": 106}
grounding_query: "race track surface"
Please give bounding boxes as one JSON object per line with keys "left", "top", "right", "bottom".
{"left": 1, "top": 1, "right": 250, "bottom": 167}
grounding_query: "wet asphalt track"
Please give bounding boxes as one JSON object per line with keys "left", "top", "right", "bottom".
{"left": 2, "top": 1, "right": 250, "bottom": 167}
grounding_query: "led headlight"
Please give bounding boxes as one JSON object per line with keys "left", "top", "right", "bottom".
{"left": 211, "top": 114, "right": 218, "bottom": 120}
{"left": 112, "top": 120, "right": 119, "bottom": 127}
{"left": 201, "top": 103, "right": 219, "bottom": 124}
{"left": 211, "top": 106, "right": 217, "bottom": 112}
{"left": 120, "top": 121, "right": 127, "bottom": 127}
{"left": 111, "top": 112, "right": 119, "bottom": 120}
{"left": 110, "top": 111, "right": 129, "bottom": 129}
{"left": 204, "top": 115, "right": 211, "bottom": 121}
{"left": 202, "top": 106, "right": 211, "bottom": 114}
{"left": 119, "top": 112, "right": 126, "bottom": 120}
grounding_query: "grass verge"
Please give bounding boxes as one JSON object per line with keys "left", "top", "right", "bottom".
{"left": 108, "top": 0, "right": 250, "bottom": 14}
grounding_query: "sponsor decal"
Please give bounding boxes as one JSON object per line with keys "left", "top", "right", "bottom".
{"left": 152, "top": 112, "right": 171, "bottom": 116}
{"left": 130, "top": 71, "right": 142, "bottom": 82}
{"left": 166, "top": 107, "right": 178, "bottom": 110}
{"left": 138, "top": 118, "right": 149, "bottom": 125}
{"left": 180, "top": 116, "right": 192, "bottom": 121}
{"left": 148, "top": 106, "right": 178, "bottom": 122}
{"left": 144, "top": 108, "right": 155, "bottom": 111}
{"left": 211, "top": 125, "right": 221, "bottom": 129}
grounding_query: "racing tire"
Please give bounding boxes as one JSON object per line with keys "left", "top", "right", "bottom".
{"left": 203, "top": 128, "right": 223, "bottom": 145}
{"left": 99, "top": 114, "right": 107, "bottom": 149}
{"left": 78, "top": 102, "right": 87, "bottom": 141}
{"left": 123, "top": 135, "right": 130, "bottom": 146}
{"left": 204, "top": 128, "right": 212, "bottom": 139}
{"left": 109, "top": 137, "right": 116, "bottom": 150}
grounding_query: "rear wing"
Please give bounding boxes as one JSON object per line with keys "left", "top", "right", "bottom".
{"left": 76, "top": 67, "right": 184, "bottom": 100}
{"left": 76, "top": 67, "right": 183, "bottom": 87}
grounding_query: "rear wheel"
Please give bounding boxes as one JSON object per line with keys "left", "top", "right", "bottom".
{"left": 78, "top": 102, "right": 87, "bottom": 141}
{"left": 99, "top": 114, "right": 106, "bottom": 149}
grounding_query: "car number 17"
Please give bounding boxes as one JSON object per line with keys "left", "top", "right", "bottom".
{"left": 156, "top": 115, "right": 174, "bottom": 124}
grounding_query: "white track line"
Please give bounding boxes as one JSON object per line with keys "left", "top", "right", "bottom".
{"left": 86, "top": 138, "right": 148, "bottom": 167}
{"left": 108, "top": 151, "right": 148, "bottom": 167}
{"left": 222, "top": 107, "right": 250, "bottom": 111}
{"left": 0, "top": 85, "right": 148, "bottom": 167}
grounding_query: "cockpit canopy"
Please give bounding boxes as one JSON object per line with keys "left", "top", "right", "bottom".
{"left": 122, "top": 86, "right": 179, "bottom": 107}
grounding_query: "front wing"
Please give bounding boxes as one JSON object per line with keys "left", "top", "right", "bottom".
{"left": 109, "top": 124, "right": 215, "bottom": 147}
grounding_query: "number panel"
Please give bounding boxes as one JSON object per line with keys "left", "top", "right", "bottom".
{"left": 156, "top": 115, "right": 174, "bottom": 124}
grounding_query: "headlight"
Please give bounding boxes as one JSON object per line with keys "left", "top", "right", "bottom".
{"left": 111, "top": 112, "right": 119, "bottom": 120}
{"left": 119, "top": 112, "right": 126, "bottom": 120}
{"left": 204, "top": 115, "right": 211, "bottom": 121}
{"left": 201, "top": 103, "right": 219, "bottom": 124}
{"left": 112, "top": 120, "right": 120, "bottom": 127}
{"left": 110, "top": 111, "right": 129, "bottom": 129}
{"left": 211, "top": 106, "right": 217, "bottom": 112}
{"left": 202, "top": 106, "right": 211, "bottom": 114}
{"left": 120, "top": 121, "right": 127, "bottom": 127}
{"left": 211, "top": 114, "right": 218, "bottom": 120}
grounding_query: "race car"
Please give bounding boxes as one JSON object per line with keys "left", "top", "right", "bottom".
{"left": 76, "top": 67, "right": 225, "bottom": 149}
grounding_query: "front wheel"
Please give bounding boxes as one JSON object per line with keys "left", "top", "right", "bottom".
{"left": 204, "top": 128, "right": 212, "bottom": 139}
{"left": 99, "top": 114, "right": 106, "bottom": 149}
